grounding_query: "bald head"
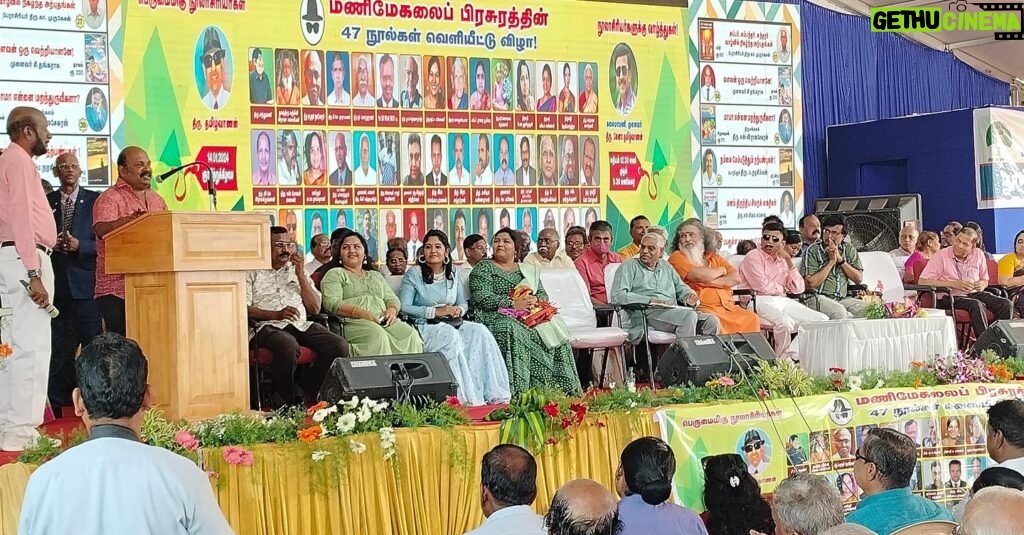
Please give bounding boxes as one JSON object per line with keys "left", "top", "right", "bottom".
{"left": 546, "top": 479, "right": 621, "bottom": 535}
{"left": 53, "top": 152, "right": 82, "bottom": 188}
{"left": 6, "top": 106, "right": 50, "bottom": 156}
{"left": 962, "top": 486, "right": 1024, "bottom": 535}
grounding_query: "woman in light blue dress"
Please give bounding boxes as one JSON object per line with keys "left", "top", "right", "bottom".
{"left": 399, "top": 229, "right": 511, "bottom": 406}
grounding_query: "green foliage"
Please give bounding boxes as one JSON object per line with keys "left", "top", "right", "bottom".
{"left": 756, "top": 359, "right": 817, "bottom": 398}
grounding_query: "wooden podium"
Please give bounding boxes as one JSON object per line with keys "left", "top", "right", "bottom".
{"left": 104, "top": 212, "right": 270, "bottom": 420}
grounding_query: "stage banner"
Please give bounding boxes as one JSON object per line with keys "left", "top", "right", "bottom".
{"left": 974, "top": 107, "right": 1024, "bottom": 209}
{"left": 110, "top": 0, "right": 688, "bottom": 260}
{"left": 689, "top": 0, "right": 802, "bottom": 254}
{"left": 656, "top": 383, "right": 1023, "bottom": 513}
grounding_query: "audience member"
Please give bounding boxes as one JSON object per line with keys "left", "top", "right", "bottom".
{"left": 762, "top": 215, "right": 784, "bottom": 228}
{"left": 817, "top": 525, "right": 875, "bottom": 535}
{"left": 469, "top": 228, "right": 581, "bottom": 396}
{"left": 614, "top": 437, "right": 707, "bottom": 535}
{"left": 646, "top": 226, "right": 671, "bottom": 259}
{"left": 306, "top": 233, "right": 331, "bottom": 274}
{"left": 524, "top": 228, "right": 574, "bottom": 268}
{"left": 564, "top": 226, "right": 587, "bottom": 261}
{"left": 321, "top": 231, "right": 423, "bottom": 356}
{"left": 953, "top": 466, "right": 1024, "bottom": 520}
{"left": 963, "top": 221, "right": 994, "bottom": 259}
{"left": 736, "top": 240, "right": 756, "bottom": 256}
{"left": 667, "top": 219, "right": 759, "bottom": 335}
{"left": 801, "top": 214, "right": 867, "bottom": 319}
{"left": 576, "top": 220, "right": 624, "bottom": 304}
{"left": 940, "top": 221, "right": 963, "bottom": 248}
{"left": 611, "top": 231, "right": 719, "bottom": 345}
{"left": 464, "top": 234, "right": 489, "bottom": 268}
{"left": 902, "top": 231, "right": 940, "bottom": 284}
{"left": 770, "top": 473, "right": 844, "bottom": 535}
{"left": 700, "top": 453, "right": 774, "bottom": 535}
{"left": 738, "top": 222, "right": 827, "bottom": 354}
{"left": 918, "top": 227, "right": 1012, "bottom": 338}
{"left": 997, "top": 229, "right": 1024, "bottom": 317}
{"left": 311, "top": 228, "right": 348, "bottom": 286}
{"left": 464, "top": 444, "right": 545, "bottom": 535}
{"left": 960, "top": 486, "right": 1024, "bottom": 535}
{"left": 846, "top": 428, "right": 953, "bottom": 533}
{"left": 399, "top": 230, "right": 510, "bottom": 406}
{"left": 889, "top": 226, "right": 918, "bottom": 277}
{"left": 783, "top": 230, "right": 803, "bottom": 258}
{"left": 711, "top": 230, "right": 723, "bottom": 254}
{"left": 385, "top": 246, "right": 408, "bottom": 276}
{"left": 545, "top": 479, "right": 622, "bottom": 535}
{"left": 246, "top": 226, "right": 349, "bottom": 406}
{"left": 618, "top": 215, "right": 650, "bottom": 259}
{"left": 798, "top": 214, "right": 820, "bottom": 256}
{"left": 18, "top": 334, "right": 234, "bottom": 534}
{"left": 986, "top": 398, "right": 1024, "bottom": 476}
{"left": 93, "top": 146, "right": 169, "bottom": 335}
{"left": 516, "top": 230, "right": 532, "bottom": 263}
{"left": 47, "top": 152, "right": 101, "bottom": 417}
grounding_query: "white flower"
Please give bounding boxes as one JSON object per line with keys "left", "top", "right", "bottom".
{"left": 356, "top": 406, "right": 372, "bottom": 423}
{"left": 372, "top": 400, "right": 389, "bottom": 413}
{"left": 343, "top": 396, "right": 360, "bottom": 409}
{"left": 311, "top": 450, "right": 331, "bottom": 462}
{"left": 312, "top": 409, "right": 330, "bottom": 423}
{"left": 349, "top": 440, "right": 367, "bottom": 454}
{"left": 847, "top": 376, "right": 863, "bottom": 392}
{"left": 379, "top": 427, "right": 395, "bottom": 439}
{"left": 336, "top": 413, "right": 357, "bottom": 434}
{"left": 361, "top": 397, "right": 375, "bottom": 407}
{"left": 383, "top": 449, "right": 396, "bottom": 461}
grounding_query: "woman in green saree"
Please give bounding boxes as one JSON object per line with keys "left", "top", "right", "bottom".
{"left": 468, "top": 228, "right": 581, "bottom": 396}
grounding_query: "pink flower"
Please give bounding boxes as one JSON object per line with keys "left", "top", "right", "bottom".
{"left": 717, "top": 376, "right": 736, "bottom": 387}
{"left": 758, "top": 388, "right": 770, "bottom": 399}
{"left": 223, "top": 446, "right": 254, "bottom": 466}
{"left": 175, "top": 430, "right": 199, "bottom": 451}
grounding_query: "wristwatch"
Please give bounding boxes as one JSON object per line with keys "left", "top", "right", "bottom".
{"left": 27, "top": 269, "right": 41, "bottom": 279}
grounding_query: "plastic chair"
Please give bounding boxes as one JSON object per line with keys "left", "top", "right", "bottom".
{"left": 913, "top": 258, "right": 991, "bottom": 348}
{"left": 604, "top": 262, "right": 677, "bottom": 388}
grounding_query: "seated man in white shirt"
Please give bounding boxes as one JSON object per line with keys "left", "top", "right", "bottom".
{"left": 19, "top": 333, "right": 235, "bottom": 534}
{"left": 889, "top": 225, "right": 918, "bottom": 278}
{"left": 523, "top": 228, "right": 574, "bottom": 268}
{"left": 465, "top": 444, "right": 546, "bottom": 535}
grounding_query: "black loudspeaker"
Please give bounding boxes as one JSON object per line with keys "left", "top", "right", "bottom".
{"left": 655, "top": 333, "right": 776, "bottom": 387}
{"left": 318, "top": 353, "right": 458, "bottom": 407}
{"left": 973, "top": 320, "right": 1024, "bottom": 357}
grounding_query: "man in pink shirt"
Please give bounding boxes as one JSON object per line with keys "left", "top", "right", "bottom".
{"left": 92, "top": 147, "right": 168, "bottom": 335}
{"left": 918, "top": 226, "right": 1011, "bottom": 338}
{"left": 574, "top": 220, "right": 623, "bottom": 304}
{"left": 0, "top": 107, "right": 58, "bottom": 451}
{"left": 739, "top": 221, "right": 827, "bottom": 354}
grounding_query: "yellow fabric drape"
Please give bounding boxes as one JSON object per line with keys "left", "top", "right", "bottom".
{"left": 0, "top": 410, "right": 657, "bottom": 535}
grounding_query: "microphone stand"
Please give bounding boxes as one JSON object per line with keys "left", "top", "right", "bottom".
{"left": 156, "top": 161, "right": 218, "bottom": 211}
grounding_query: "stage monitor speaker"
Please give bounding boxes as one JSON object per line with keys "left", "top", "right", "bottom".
{"left": 318, "top": 353, "right": 458, "bottom": 407}
{"left": 973, "top": 320, "right": 1024, "bottom": 358}
{"left": 655, "top": 333, "right": 776, "bottom": 387}
{"left": 813, "top": 194, "right": 922, "bottom": 253}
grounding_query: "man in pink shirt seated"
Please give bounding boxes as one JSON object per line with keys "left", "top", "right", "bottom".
{"left": 575, "top": 220, "right": 624, "bottom": 304}
{"left": 918, "top": 226, "right": 1011, "bottom": 338}
{"left": 739, "top": 221, "right": 828, "bottom": 354}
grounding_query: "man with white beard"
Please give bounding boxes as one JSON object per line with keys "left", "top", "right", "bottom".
{"left": 523, "top": 228, "right": 574, "bottom": 268}
{"left": 667, "top": 218, "right": 760, "bottom": 335}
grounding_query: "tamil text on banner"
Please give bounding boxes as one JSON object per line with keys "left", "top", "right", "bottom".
{"left": 690, "top": 0, "right": 802, "bottom": 255}
{"left": 111, "top": 0, "right": 688, "bottom": 260}
{"left": 657, "top": 384, "right": 1023, "bottom": 513}
{"left": 975, "top": 107, "right": 1024, "bottom": 209}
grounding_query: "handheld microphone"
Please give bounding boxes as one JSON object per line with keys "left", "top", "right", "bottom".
{"left": 20, "top": 280, "right": 59, "bottom": 318}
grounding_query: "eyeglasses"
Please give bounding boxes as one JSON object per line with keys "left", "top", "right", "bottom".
{"left": 57, "top": 163, "right": 80, "bottom": 170}
{"left": 762, "top": 235, "right": 781, "bottom": 242}
{"left": 855, "top": 452, "right": 873, "bottom": 464}
{"left": 742, "top": 440, "right": 764, "bottom": 453}
{"left": 202, "top": 50, "right": 225, "bottom": 68}
{"left": 272, "top": 241, "right": 296, "bottom": 249}
{"left": 537, "top": 238, "right": 555, "bottom": 244}
{"left": 616, "top": 65, "right": 628, "bottom": 76}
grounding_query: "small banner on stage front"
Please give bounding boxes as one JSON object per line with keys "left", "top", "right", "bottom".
{"left": 974, "top": 107, "right": 1024, "bottom": 209}
{"left": 656, "top": 383, "right": 1024, "bottom": 513}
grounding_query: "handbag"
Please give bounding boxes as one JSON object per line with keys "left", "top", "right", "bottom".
{"left": 517, "top": 264, "right": 570, "bottom": 349}
{"left": 427, "top": 274, "right": 464, "bottom": 328}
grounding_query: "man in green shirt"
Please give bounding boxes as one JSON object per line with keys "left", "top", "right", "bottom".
{"left": 800, "top": 214, "right": 868, "bottom": 319}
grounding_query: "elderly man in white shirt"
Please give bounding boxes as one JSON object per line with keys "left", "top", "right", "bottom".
{"left": 464, "top": 444, "right": 546, "bottom": 535}
{"left": 523, "top": 228, "right": 574, "bottom": 269}
{"left": 889, "top": 225, "right": 919, "bottom": 278}
{"left": 19, "top": 333, "right": 235, "bottom": 534}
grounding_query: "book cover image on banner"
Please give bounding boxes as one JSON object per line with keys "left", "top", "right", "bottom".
{"left": 975, "top": 107, "right": 1024, "bottom": 209}
{"left": 113, "top": 0, "right": 688, "bottom": 259}
{"left": 689, "top": 0, "right": 802, "bottom": 256}
{"left": 656, "top": 384, "right": 1022, "bottom": 513}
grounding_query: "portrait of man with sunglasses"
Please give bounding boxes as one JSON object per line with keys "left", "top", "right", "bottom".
{"left": 610, "top": 42, "right": 636, "bottom": 116}
{"left": 198, "top": 27, "right": 231, "bottom": 110}
{"left": 741, "top": 429, "right": 771, "bottom": 475}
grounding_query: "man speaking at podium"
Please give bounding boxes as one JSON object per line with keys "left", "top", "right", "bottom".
{"left": 92, "top": 147, "right": 168, "bottom": 335}
{"left": 0, "top": 107, "right": 58, "bottom": 451}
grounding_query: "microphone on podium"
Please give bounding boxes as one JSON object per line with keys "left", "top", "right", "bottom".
{"left": 154, "top": 161, "right": 218, "bottom": 211}
{"left": 19, "top": 280, "right": 59, "bottom": 318}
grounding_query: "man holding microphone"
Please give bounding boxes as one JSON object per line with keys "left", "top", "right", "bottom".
{"left": 0, "top": 107, "right": 58, "bottom": 451}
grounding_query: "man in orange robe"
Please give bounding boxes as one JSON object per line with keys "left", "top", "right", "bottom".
{"left": 667, "top": 218, "right": 760, "bottom": 334}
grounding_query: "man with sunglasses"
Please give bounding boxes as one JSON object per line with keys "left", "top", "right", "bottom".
{"left": 847, "top": 428, "right": 953, "bottom": 533}
{"left": 742, "top": 430, "right": 770, "bottom": 475}
{"left": 739, "top": 221, "right": 828, "bottom": 355}
{"left": 801, "top": 214, "right": 868, "bottom": 319}
{"left": 612, "top": 43, "right": 635, "bottom": 116}
{"left": 199, "top": 28, "right": 230, "bottom": 110}
{"left": 0, "top": 107, "right": 58, "bottom": 451}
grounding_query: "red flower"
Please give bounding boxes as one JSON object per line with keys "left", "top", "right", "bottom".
{"left": 560, "top": 417, "right": 574, "bottom": 429}
{"left": 758, "top": 388, "right": 770, "bottom": 399}
{"left": 569, "top": 402, "right": 587, "bottom": 422}
{"left": 832, "top": 379, "right": 844, "bottom": 389}
{"left": 545, "top": 437, "right": 559, "bottom": 445}
{"left": 543, "top": 403, "right": 560, "bottom": 418}
{"left": 829, "top": 367, "right": 846, "bottom": 374}
{"left": 306, "top": 401, "right": 328, "bottom": 416}
{"left": 446, "top": 396, "right": 462, "bottom": 407}
{"left": 584, "top": 388, "right": 601, "bottom": 399}
{"left": 594, "top": 419, "right": 607, "bottom": 428}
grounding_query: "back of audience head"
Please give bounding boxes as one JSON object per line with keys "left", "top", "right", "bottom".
{"left": 855, "top": 428, "right": 917, "bottom": 492}
{"left": 986, "top": 398, "right": 1024, "bottom": 462}
{"left": 480, "top": 444, "right": 538, "bottom": 515}
{"left": 762, "top": 215, "right": 784, "bottom": 228}
{"left": 546, "top": 478, "right": 622, "bottom": 535}
{"left": 616, "top": 436, "right": 674, "bottom": 505}
{"left": 75, "top": 333, "right": 149, "bottom": 425}
{"left": 962, "top": 486, "right": 1024, "bottom": 535}
{"left": 736, "top": 240, "right": 757, "bottom": 256}
{"left": 817, "top": 524, "right": 877, "bottom": 535}
{"left": 772, "top": 473, "right": 844, "bottom": 535}
{"left": 971, "top": 466, "right": 1024, "bottom": 496}
{"left": 701, "top": 453, "right": 774, "bottom": 535}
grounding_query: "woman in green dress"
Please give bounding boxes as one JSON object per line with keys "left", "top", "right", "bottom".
{"left": 468, "top": 228, "right": 581, "bottom": 396}
{"left": 321, "top": 231, "right": 424, "bottom": 356}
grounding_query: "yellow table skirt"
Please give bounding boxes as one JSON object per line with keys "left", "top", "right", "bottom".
{"left": 0, "top": 408, "right": 660, "bottom": 535}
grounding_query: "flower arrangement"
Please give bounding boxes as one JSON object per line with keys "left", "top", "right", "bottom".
{"left": 863, "top": 295, "right": 926, "bottom": 320}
